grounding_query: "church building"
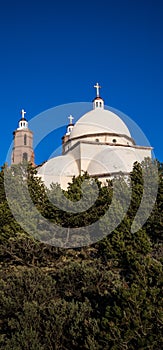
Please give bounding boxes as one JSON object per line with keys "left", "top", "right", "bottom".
{"left": 37, "top": 84, "right": 152, "bottom": 189}
{"left": 12, "top": 84, "right": 152, "bottom": 189}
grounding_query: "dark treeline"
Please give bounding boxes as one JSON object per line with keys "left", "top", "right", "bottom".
{"left": 0, "top": 159, "right": 162, "bottom": 349}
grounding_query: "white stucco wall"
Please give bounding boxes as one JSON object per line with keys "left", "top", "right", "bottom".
{"left": 38, "top": 139, "right": 152, "bottom": 190}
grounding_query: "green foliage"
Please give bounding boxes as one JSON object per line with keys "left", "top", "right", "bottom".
{"left": 0, "top": 160, "right": 162, "bottom": 349}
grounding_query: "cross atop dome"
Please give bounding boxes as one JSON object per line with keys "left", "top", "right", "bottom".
{"left": 94, "top": 83, "right": 101, "bottom": 97}
{"left": 93, "top": 82, "right": 104, "bottom": 110}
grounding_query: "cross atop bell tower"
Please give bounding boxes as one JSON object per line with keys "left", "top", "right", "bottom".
{"left": 18, "top": 108, "right": 28, "bottom": 130}
{"left": 21, "top": 109, "right": 26, "bottom": 119}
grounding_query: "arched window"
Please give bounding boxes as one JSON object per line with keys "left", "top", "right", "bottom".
{"left": 23, "top": 152, "right": 28, "bottom": 162}
{"left": 24, "top": 134, "right": 27, "bottom": 145}
{"left": 112, "top": 139, "right": 117, "bottom": 143}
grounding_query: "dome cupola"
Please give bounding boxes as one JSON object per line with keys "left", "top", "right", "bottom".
{"left": 66, "top": 115, "right": 74, "bottom": 135}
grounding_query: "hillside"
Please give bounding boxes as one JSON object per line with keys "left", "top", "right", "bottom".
{"left": 0, "top": 159, "right": 162, "bottom": 350}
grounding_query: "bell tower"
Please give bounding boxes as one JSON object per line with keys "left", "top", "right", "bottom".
{"left": 11, "top": 109, "right": 35, "bottom": 165}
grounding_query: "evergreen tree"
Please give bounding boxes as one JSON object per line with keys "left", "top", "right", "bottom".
{"left": 0, "top": 160, "right": 162, "bottom": 349}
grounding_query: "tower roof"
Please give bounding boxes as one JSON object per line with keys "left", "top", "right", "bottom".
{"left": 19, "top": 116, "right": 27, "bottom": 122}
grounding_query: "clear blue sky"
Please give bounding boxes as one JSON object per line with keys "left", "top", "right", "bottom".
{"left": 0, "top": 0, "right": 163, "bottom": 165}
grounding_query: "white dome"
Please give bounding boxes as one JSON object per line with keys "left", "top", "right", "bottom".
{"left": 70, "top": 108, "right": 131, "bottom": 139}
{"left": 37, "top": 154, "right": 79, "bottom": 188}
{"left": 38, "top": 155, "right": 78, "bottom": 176}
